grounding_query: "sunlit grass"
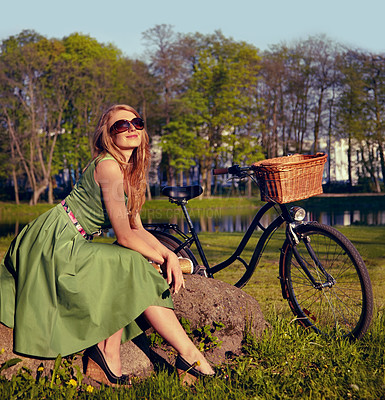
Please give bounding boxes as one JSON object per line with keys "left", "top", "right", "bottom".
{"left": 0, "top": 202, "right": 55, "bottom": 220}
{"left": 1, "top": 202, "right": 385, "bottom": 398}
{"left": 2, "top": 311, "right": 385, "bottom": 399}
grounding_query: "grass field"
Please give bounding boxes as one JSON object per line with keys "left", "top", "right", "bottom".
{"left": 1, "top": 201, "right": 385, "bottom": 398}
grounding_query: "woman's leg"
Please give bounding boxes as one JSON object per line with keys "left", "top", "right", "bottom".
{"left": 143, "top": 306, "right": 214, "bottom": 375}
{"left": 96, "top": 306, "right": 214, "bottom": 377}
{"left": 98, "top": 328, "right": 124, "bottom": 376}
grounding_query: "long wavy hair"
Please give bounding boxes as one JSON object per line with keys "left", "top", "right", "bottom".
{"left": 92, "top": 104, "right": 150, "bottom": 225}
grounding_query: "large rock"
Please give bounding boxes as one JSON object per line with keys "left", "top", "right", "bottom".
{"left": 170, "top": 275, "right": 268, "bottom": 364}
{"left": 0, "top": 275, "right": 267, "bottom": 381}
{"left": 0, "top": 326, "right": 150, "bottom": 382}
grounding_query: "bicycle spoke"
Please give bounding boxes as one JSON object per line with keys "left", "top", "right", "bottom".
{"left": 281, "top": 222, "right": 373, "bottom": 339}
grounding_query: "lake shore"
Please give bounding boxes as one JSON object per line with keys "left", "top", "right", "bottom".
{"left": 317, "top": 192, "right": 385, "bottom": 197}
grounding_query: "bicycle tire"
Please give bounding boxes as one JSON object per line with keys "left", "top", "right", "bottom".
{"left": 279, "top": 222, "right": 373, "bottom": 340}
{"left": 146, "top": 230, "right": 199, "bottom": 268}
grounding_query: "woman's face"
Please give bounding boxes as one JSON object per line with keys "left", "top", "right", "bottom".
{"left": 109, "top": 109, "right": 143, "bottom": 153}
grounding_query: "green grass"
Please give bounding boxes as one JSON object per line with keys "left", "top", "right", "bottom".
{"left": 0, "top": 197, "right": 259, "bottom": 215}
{"left": 192, "top": 226, "right": 385, "bottom": 315}
{"left": 1, "top": 202, "right": 385, "bottom": 398}
{"left": 1, "top": 312, "right": 385, "bottom": 399}
{"left": 142, "top": 196, "right": 261, "bottom": 222}
{"left": 0, "top": 202, "right": 55, "bottom": 224}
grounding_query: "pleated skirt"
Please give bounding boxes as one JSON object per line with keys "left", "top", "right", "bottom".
{"left": 0, "top": 204, "right": 173, "bottom": 358}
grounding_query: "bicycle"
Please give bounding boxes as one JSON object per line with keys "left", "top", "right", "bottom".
{"left": 144, "top": 156, "right": 374, "bottom": 340}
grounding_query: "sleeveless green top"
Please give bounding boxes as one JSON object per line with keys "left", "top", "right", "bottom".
{"left": 64, "top": 154, "right": 117, "bottom": 234}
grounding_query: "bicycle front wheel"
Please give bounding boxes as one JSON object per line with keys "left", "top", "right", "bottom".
{"left": 280, "top": 222, "right": 373, "bottom": 340}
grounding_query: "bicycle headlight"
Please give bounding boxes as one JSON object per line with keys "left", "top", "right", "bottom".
{"left": 289, "top": 206, "right": 306, "bottom": 221}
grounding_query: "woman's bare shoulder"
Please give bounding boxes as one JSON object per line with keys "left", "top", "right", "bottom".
{"left": 94, "top": 158, "right": 123, "bottom": 183}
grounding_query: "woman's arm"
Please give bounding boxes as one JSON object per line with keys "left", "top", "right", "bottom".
{"left": 94, "top": 160, "right": 164, "bottom": 264}
{"left": 131, "top": 215, "right": 174, "bottom": 257}
{"left": 94, "top": 159, "right": 184, "bottom": 293}
{"left": 132, "top": 214, "right": 185, "bottom": 293}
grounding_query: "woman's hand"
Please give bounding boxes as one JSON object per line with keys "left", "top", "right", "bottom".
{"left": 163, "top": 252, "right": 185, "bottom": 294}
{"left": 129, "top": 215, "right": 185, "bottom": 292}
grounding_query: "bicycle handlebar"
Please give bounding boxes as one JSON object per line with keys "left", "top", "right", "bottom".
{"left": 213, "top": 164, "right": 254, "bottom": 176}
{"left": 212, "top": 168, "right": 230, "bottom": 175}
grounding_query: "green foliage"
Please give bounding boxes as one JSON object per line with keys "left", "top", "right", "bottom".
{"left": 0, "top": 358, "right": 22, "bottom": 373}
{"left": 161, "top": 121, "right": 197, "bottom": 172}
{"left": 145, "top": 29, "right": 265, "bottom": 191}
{"left": 148, "top": 331, "right": 165, "bottom": 347}
{"left": 193, "top": 322, "right": 225, "bottom": 352}
{"left": 0, "top": 353, "right": 93, "bottom": 399}
{"left": 183, "top": 34, "right": 261, "bottom": 155}
{"left": 179, "top": 316, "right": 193, "bottom": 335}
{"left": 1, "top": 28, "right": 385, "bottom": 201}
{"left": 150, "top": 317, "right": 225, "bottom": 353}
{"left": 180, "top": 317, "right": 225, "bottom": 352}
{"left": 0, "top": 29, "right": 151, "bottom": 203}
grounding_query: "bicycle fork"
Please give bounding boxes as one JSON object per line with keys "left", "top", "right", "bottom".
{"left": 284, "top": 223, "right": 336, "bottom": 291}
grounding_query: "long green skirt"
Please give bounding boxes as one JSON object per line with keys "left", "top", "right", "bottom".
{"left": 0, "top": 204, "right": 173, "bottom": 358}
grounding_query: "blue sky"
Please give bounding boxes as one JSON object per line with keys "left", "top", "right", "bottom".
{"left": 1, "top": 0, "right": 384, "bottom": 57}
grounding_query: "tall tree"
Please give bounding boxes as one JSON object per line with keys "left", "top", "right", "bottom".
{"left": 142, "top": 24, "right": 190, "bottom": 125}
{"left": 302, "top": 36, "right": 340, "bottom": 153}
{"left": 363, "top": 54, "right": 385, "bottom": 190}
{"left": 142, "top": 24, "right": 192, "bottom": 185}
{"left": 336, "top": 50, "right": 364, "bottom": 188}
{"left": 259, "top": 46, "right": 288, "bottom": 157}
{"left": 0, "top": 30, "right": 139, "bottom": 203}
{"left": 0, "top": 31, "right": 69, "bottom": 204}
{"left": 183, "top": 32, "right": 261, "bottom": 194}
{"left": 336, "top": 50, "right": 384, "bottom": 191}
{"left": 60, "top": 33, "right": 123, "bottom": 181}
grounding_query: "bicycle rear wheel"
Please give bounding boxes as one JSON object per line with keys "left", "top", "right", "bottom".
{"left": 280, "top": 222, "right": 373, "bottom": 340}
{"left": 146, "top": 230, "right": 199, "bottom": 269}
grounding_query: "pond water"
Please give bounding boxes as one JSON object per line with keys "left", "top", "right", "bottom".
{"left": 1, "top": 195, "right": 384, "bottom": 238}
{"left": 143, "top": 198, "right": 385, "bottom": 234}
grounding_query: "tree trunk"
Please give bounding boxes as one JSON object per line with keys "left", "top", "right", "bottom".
{"left": 200, "top": 158, "right": 212, "bottom": 197}
{"left": 272, "top": 99, "right": 278, "bottom": 157}
{"left": 48, "top": 178, "right": 54, "bottom": 204}
{"left": 247, "top": 178, "right": 252, "bottom": 198}
{"left": 179, "top": 170, "right": 184, "bottom": 186}
{"left": 166, "top": 154, "right": 175, "bottom": 186}
{"left": 378, "top": 143, "right": 385, "bottom": 190}
{"left": 347, "top": 133, "right": 353, "bottom": 189}
{"left": 313, "top": 88, "right": 324, "bottom": 153}
{"left": 146, "top": 180, "right": 152, "bottom": 201}
{"left": 31, "top": 179, "right": 49, "bottom": 205}
{"left": 326, "top": 99, "right": 334, "bottom": 188}
{"left": 360, "top": 146, "right": 381, "bottom": 193}
{"left": 206, "top": 162, "right": 212, "bottom": 197}
{"left": 186, "top": 169, "right": 191, "bottom": 186}
{"left": 10, "top": 142, "right": 20, "bottom": 204}
{"left": 11, "top": 168, "right": 19, "bottom": 205}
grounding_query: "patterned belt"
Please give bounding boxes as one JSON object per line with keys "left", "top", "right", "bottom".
{"left": 61, "top": 200, "right": 94, "bottom": 240}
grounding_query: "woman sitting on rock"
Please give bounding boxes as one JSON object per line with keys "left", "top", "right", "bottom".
{"left": 0, "top": 104, "right": 214, "bottom": 386}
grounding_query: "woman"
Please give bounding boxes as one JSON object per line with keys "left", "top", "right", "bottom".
{"left": 0, "top": 104, "right": 214, "bottom": 386}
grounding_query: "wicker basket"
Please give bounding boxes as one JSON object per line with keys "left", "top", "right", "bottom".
{"left": 253, "top": 153, "right": 328, "bottom": 203}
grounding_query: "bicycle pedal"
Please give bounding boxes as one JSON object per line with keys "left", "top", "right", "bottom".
{"left": 194, "top": 266, "right": 208, "bottom": 277}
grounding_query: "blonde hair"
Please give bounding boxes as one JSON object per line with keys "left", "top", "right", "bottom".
{"left": 92, "top": 104, "right": 150, "bottom": 225}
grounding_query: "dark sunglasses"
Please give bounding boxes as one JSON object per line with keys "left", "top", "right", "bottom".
{"left": 110, "top": 118, "right": 144, "bottom": 134}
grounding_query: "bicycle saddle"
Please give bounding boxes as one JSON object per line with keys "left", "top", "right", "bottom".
{"left": 162, "top": 185, "right": 203, "bottom": 201}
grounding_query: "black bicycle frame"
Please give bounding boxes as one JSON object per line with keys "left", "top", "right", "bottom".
{"left": 174, "top": 201, "right": 292, "bottom": 279}
{"left": 145, "top": 198, "right": 327, "bottom": 290}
